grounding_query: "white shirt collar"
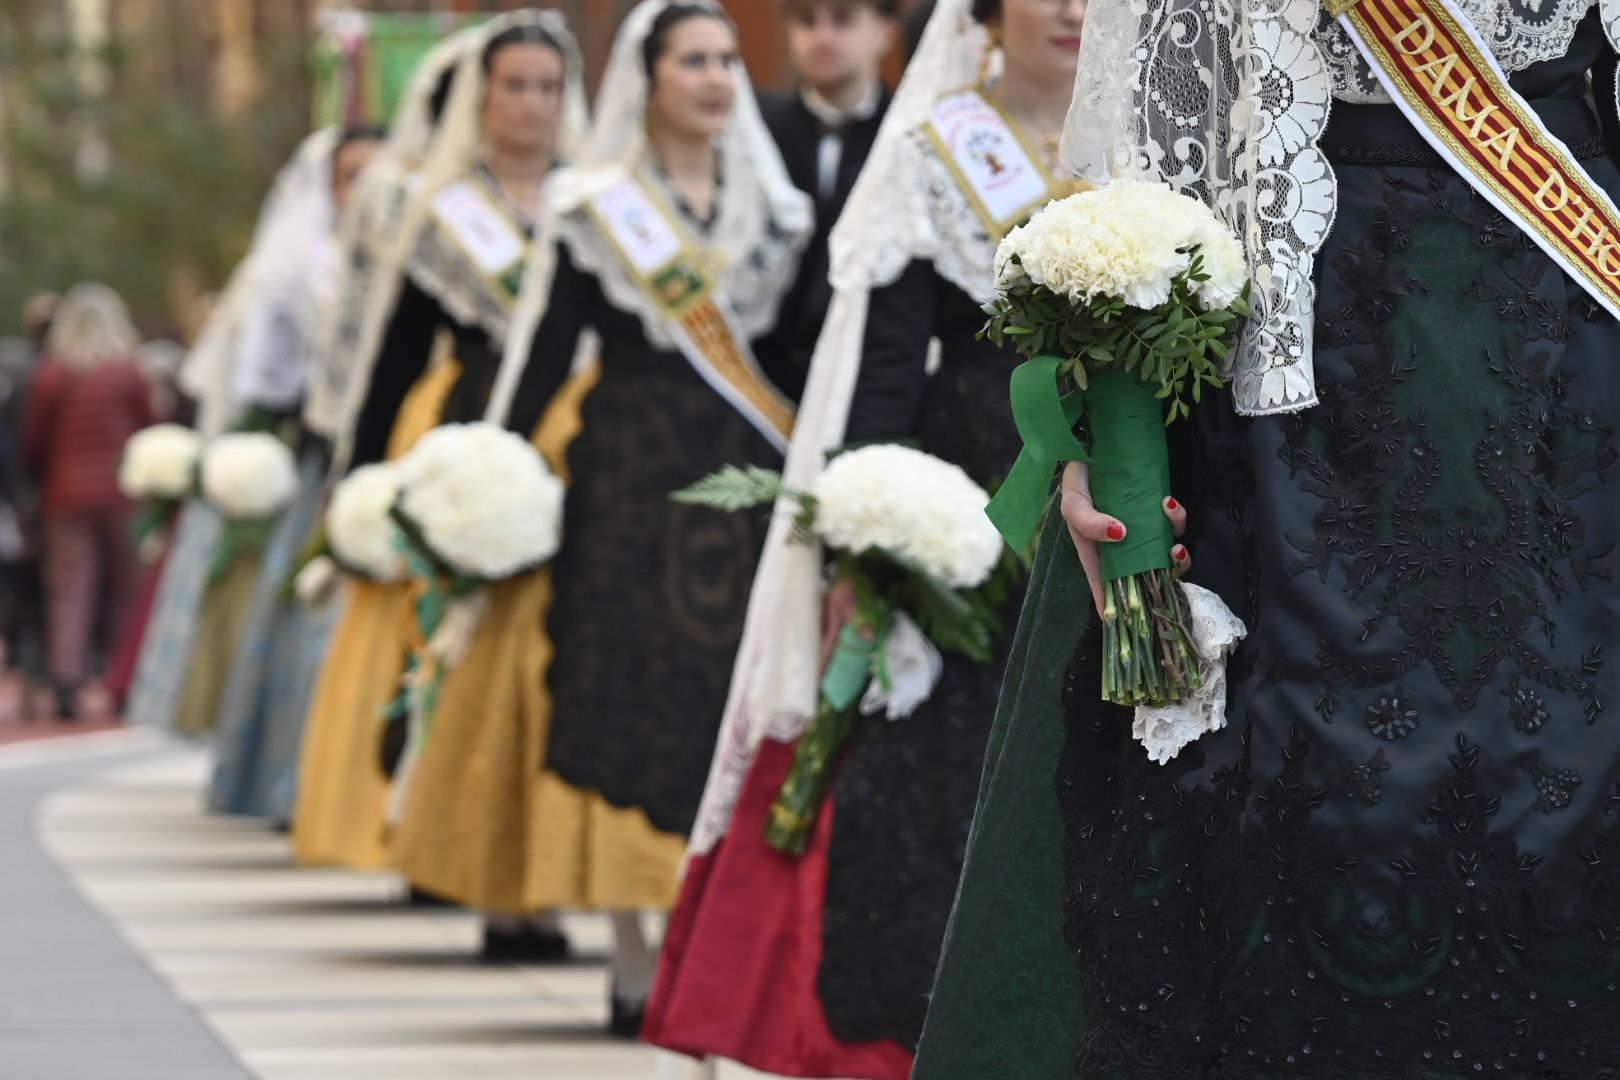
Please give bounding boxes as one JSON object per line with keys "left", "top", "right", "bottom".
{"left": 799, "top": 81, "right": 883, "bottom": 129}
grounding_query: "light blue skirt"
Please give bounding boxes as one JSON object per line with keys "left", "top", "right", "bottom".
{"left": 125, "top": 503, "right": 222, "bottom": 733}
{"left": 208, "top": 449, "right": 337, "bottom": 820}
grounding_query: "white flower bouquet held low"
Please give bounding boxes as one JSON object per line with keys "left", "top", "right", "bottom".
{"left": 676, "top": 444, "right": 1022, "bottom": 855}
{"left": 325, "top": 463, "right": 406, "bottom": 583}
{"left": 392, "top": 423, "right": 564, "bottom": 582}
{"left": 385, "top": 422, "right": 565, "bottom": 730}
{"left": 119, "top": 424, "right": 201, "bottom": 501}
{"left": 983, "top": 179, "right": 1250, "bottom": 710}
{"left": 198, "top": 431, "right": 300, "bottom": 580}
{"left": 118, "top": 423, "right": 202, "bottom": 554}
{"left": 199, "top": 432, "right": 300, "bottom": 522}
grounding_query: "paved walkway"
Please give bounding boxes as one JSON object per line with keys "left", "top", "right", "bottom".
{"left": 11, "top": 736, "right": 799, "bottom": 1080}
{"left": 0, "top": 730, "right": 246, "bottom": 1079}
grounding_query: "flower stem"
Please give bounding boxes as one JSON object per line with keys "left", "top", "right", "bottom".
{"left": 764, "top": 698, "right": 860, "bottom": 856}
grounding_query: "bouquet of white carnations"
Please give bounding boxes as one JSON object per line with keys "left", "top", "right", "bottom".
{"left": 198, "top": 432, "right": 300, "bottom": 579}
{"left": 677, "top": 444, "right": 1018, "bottom": 855}
{"left": 982, "top": 179, "right": 1250, "bottom": 707}
{"left": 288, "top": 463, "right": 409, "bottom": 608}
{"left": 386, "top": 423, "right": 564, "bottom": 727}
{"left": 118, "top": 423, "right": 202, "bottom": 554}
{"left": 326, "top": 463, "right": 407, "bottom": 583}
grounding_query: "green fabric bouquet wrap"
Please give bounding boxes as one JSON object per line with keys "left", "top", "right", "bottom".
{"left": 983, "top": 179, "right": 1251, "bottom": 707}
{"left": 676, "top": 444, "right": 1021, "bottom": 856}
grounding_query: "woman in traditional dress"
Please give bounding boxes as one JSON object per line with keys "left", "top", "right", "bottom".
{"left": 488, "top": 0, "right": 812, "bottom": 1031}
{"left": 641, "top": 0, "right": 1081, "bottom": 1074}
{"left": 205, "top": 125, "right": 381, "bottom": 819}
{"left": 126, "top": 130, "right": 357, "bottom": 737}
{"left": 291, "top": 12, "right": 587, "bottom": 893}
{"left": 914, "top": 0, "right": 1620, "bottom": 1073}
{"left": 206, "top": 25, "right": 471, "bottom": 823}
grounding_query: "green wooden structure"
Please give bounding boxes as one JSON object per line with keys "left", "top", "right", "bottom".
{"left": 311, "top": 12, "right": 480, "bottom": 128}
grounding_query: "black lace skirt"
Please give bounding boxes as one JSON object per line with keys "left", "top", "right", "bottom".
{"left": 542, "top": 350, "right": 778, "bottom": 837}
{"left": 1059, "top": 73, "right": 1620, "bottom": 1080}
{"left": 817, "top": 349, "right": 1025, "bottom": 1048}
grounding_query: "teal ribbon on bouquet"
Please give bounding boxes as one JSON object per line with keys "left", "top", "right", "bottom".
{"left": 382, "top": 536, "right": 458, "bottom": 731}
{"left": 985, "top": 355, "right": 1090, "bottom": 551}
{"left": 819, "top": 614, "right": 891, "bottom": 708}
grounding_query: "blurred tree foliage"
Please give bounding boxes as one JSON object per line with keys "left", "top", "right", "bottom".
{"left": 0, "top": 15, "right": 312, "bottom": 338}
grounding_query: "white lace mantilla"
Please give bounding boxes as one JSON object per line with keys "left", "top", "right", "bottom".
{"left": 1068, "top": 0, "right": 1620, "bottom": 417}
{"left": 554, "top": 161, "right": 807, "bottom": 349}
{"left": 405, "top": 202, "right": 522, "bottom": 348}
{"left": 307, "top": 163, "right": 414, "bottom": 441}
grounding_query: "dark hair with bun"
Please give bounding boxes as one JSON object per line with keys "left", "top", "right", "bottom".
{"left": 971, "top": 0, "right": 1001, "bottom": 22}
{"left": 642, "top": 3, "right": 732, "bottom": 81}
{"left": 482, "top": 22, "right": 565, "bottom": 72}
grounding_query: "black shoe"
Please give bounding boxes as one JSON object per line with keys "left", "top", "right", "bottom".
{"left": 608, "top": 992, "right": 646, "bottom": 1040}
{"left": 480, "top": 923, "right": 572, "bottom": 964}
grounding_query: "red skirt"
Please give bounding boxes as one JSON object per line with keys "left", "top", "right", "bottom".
{"left": 107, "top": 550, "right": 163, "bottom": 700}
{"left": 643, "top": 739, "right": 915, "bottom": 1080}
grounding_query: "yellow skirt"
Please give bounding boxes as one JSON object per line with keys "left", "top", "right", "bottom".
{"left": 173, "top": 552, "right": 260, "bottom": 738}
{"left": 392, "top": 365, "right": 685, "bottom": 913}
{"left": 290, "top": 363, "right": 459, "bottom": 870}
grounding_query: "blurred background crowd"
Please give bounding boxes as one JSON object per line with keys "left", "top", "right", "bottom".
{"left": 0, "top": 0, "right": 928, "bottom": 733}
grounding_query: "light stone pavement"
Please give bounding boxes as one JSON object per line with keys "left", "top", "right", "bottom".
{"left": 15, "top": 733, "right": 829, "bottom": 1080}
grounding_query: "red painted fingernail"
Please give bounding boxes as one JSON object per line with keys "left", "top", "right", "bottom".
{"left": 1165, "top": 497, "right": 1179, "bottom": 511}
{"left": 1106, "top": 523, "right": 1125, "bottom": 541}
{"left": 1173, "top": 545, "right": 1188, "bottom": 561}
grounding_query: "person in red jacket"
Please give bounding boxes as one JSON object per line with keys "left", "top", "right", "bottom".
{"left": 22, "top": 284, "right": 156, "bottom": 718}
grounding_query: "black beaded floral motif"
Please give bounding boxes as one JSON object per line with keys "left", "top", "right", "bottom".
{"left": 1061, "top": 694, "right": 1620, "bottom": 1077}
{"left": 1282, "top": 180, "right": 1613, "bottom": 720}
{"left": 1335, "top": 748, "right": 1390, "bottom": 807}
{"left": 1508, "top": 679, "right": 1551, "bottom": 734}
{"left": 1364, "top": 691, "right": 1420, "bottom": 740}
{"left": 1523, "top": 754, "right": 1582, "bottom": 812}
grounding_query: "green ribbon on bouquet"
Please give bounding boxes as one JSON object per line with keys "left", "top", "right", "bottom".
{"left": 985, "top": 355, "right": 1090, "bottom": 551}
{"left": 764, "top": 614, "right": 891, "bottom": 856}
{"left": 986, "top": 357, "right": 1175, "bottom": 582}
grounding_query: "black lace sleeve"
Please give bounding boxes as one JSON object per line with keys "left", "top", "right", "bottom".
{"left": 505, "top": 244, "right": 598, "bottom": 438}
{"left": 349, "top": 277, "right": 447, "bottom": 467}
{"left": 843, "top": 258, "right": 938, "bottom": 444}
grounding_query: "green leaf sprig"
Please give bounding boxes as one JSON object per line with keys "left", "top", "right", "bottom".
{"left": 981, "top": 251, "right": 1251, "bottom": 424}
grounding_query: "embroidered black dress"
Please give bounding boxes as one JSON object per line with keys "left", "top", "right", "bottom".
{"left": 812, "top": 261, "right": 1026, "bottom": 1048}
{"left": 507, "top": 203, "right": 797, "bottom": 839}
{"left": 916, "top": 15, "right": 1620, "bottom": 1079}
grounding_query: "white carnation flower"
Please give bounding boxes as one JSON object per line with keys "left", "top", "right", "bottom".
{"left": 119, "top": 423, "right": 201, "bottom": 500}
{"left": 199, "top": 433, "right": 299, "bottom": 521}
{"left": 326, "top": 463, "right": 406, "bottom": 582}
{"left": 811, "top": 444, "right": 1004, "bottom": 590}
{"left": 1191, "top": 219, "right": 1249, "bottom": 310}
{"left": 999, "top": 179, "right": 1248, "bottom": 312}
{"left": 394, "top": 422, "right": 564, "bottom": 581}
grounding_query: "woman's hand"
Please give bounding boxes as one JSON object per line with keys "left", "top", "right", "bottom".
{"left": 1059, "top": 461, "right": 1190, "bottom": 616}
{"left": 820, "top": 576, "right": 859, "bottom": 672}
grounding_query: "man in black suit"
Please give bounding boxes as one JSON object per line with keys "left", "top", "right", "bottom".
{"left": 757, "top": 0, "right": 899, "bottom": 402}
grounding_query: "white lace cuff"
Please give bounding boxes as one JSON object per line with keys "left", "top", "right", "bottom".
{"left": 1133, "top": 583, "right": 1248, "bottom": 765}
